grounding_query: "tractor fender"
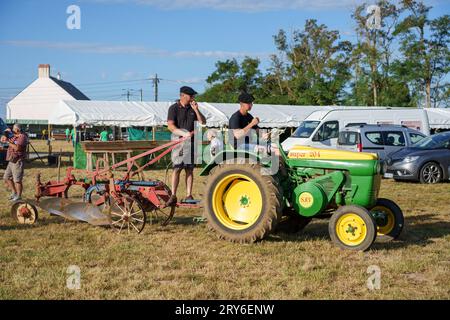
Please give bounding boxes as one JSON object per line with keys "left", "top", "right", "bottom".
{"left": 200, "top": 150, "right": 264, "bottom": 176}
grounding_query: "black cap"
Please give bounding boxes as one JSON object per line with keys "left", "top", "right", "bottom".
{"left": 238, "top": 92, "right": 255, "bottom": 104}
{"left": 180, "top": 86, "right": 198, "bottom": 96}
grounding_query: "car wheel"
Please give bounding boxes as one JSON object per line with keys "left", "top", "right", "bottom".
{"left": 419, "top": 162, "right": 442, "bottom": 184}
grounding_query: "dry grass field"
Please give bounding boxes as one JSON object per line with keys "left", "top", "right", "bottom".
{"left": 0, "top": 140, "right": 449, "bottom": 299}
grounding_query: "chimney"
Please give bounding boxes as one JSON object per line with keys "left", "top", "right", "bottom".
{"left": 38, "top": 64, "right": 50, "bottom": 78}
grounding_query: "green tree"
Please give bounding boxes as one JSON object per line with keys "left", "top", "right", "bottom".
{"left": 198, "top": 57, "right": 263, "bottom": 102}
{"left": 268, "top": 20, "right": 353, "bottom": 105}
{"left": 349, "top": 0, "right": 413, "bottom": 107}
{"left": 394, "top": 0, "right": 449, "bottom": 108}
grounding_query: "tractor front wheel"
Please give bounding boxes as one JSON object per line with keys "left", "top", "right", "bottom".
{"left": 204, "top": 164, "right": 282, "bottom": 243}
{"left": 370, "top": 198, "right": 404, "bottom": 242}
{"left": 329, "top": 205, "right": 377, "bottom": 251}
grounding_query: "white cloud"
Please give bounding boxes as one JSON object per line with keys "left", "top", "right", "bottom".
{"left": 88, "top": 0, "right": 364, "bottom": 12}
{"left": 2, "top": 40, "right": 270, "bottom": 59}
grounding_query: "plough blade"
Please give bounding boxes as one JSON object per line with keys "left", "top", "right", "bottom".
{"left": 38, "top": 198, "right": 111, "bottom": 226}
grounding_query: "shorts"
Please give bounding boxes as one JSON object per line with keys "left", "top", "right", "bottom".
{"left": 172, "top": 162, "right": 195, "bottom": 170}
{"left": 4, "top": 160, "right": 24, "bottom": 183}
{"left": 171, "top": 139, "right": 195, "bottom": 170}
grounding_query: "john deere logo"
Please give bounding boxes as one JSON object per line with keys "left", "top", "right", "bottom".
{"left": 299, "top": 192, "right": 314, "bottom": 208}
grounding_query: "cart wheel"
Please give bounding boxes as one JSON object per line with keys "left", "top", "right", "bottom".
{"left": 11, "top": 201, "right": 38, "bottom": 225}
{"left": 148, "top": 205, "right": 176, "bottom": 226}
{"left": 109, "top": 195, "right": 146, "bottom": 234}
{"left": 329, "top": 205, "right": 377, "bottom": 252}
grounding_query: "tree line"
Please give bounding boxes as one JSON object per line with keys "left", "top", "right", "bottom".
{"left": 198, "top": 0, "right": 449, "bottom": 108}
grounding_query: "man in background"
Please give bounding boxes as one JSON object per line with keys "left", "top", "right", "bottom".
{"left": 65, "top": 127, "right": 70, "bottom": 142}
{"left": 2, "top": 123, "right": 28, "bottom": 201}
{"left": 166, "top": 86, "right": 206, "bottom": 206}
{"left": 100, "top": 128, "right": 109, "bottom": 142}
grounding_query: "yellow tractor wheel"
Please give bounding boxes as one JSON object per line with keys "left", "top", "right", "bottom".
{"left": 204, "top": 163, "right": 282, "bottom": 243}
{"left": 371, "top": 198, "right": 404, "bottom": 242}
{"left": 329, "top": 205, "right": 377, "bottom": 251}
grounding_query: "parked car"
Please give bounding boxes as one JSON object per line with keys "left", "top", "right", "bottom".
{"left": 281, "top": 107, "right": 430, "bottom": 151}
{"left": 384, "top": 131, "right": 450, "bottom": 184}
{"left": 337, "top": 124, "right": 427, "bottom": 160}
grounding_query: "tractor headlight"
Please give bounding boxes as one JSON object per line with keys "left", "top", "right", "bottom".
{"left": 402, "top": 156, "right": 419, "bottom": 163}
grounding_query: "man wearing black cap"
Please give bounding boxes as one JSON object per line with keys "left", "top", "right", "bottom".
{"left": 166, "top": 86, "right": 206, "bottom": 206}
{"left": 228, "top": 92, "right": 260, "bottom": 150}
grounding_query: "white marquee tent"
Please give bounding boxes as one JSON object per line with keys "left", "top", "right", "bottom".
{"left": 49, "top": 100, "right": 450, "bottom": 130}
{"left": 49, "top": 101, "right": 329, "bottom": 128}
{"left": 425, "top": 108, "right": 450, "bottom": 129}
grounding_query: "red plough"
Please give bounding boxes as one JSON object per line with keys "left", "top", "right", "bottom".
{"left": 11, "top": 136, "right": 201, "bottom": 233}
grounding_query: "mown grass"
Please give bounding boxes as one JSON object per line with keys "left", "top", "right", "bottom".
{"left": 28, "top": 139, "right": 74, "bottom": 153}
{"left": 0, "top": 143, "right": 449, "bottom": 299}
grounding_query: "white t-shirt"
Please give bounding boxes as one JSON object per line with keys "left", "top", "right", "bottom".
{"left": 210, "top": 137, "right": 223, "bottom": 157}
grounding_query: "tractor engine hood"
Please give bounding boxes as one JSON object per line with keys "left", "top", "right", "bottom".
{"left": 287, "top": 146, "right": 378, "bottom": 161}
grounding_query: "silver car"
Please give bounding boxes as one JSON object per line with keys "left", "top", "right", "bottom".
{"left": 337, "top": 124, "right": 426, "bottom": 160}
{"left": 384, "top": 131, "right": 450, "bottom": 184}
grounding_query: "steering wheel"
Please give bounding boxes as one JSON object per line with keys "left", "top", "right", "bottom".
{"left": 264, "top": 128, "right": 284, "bottom": 142}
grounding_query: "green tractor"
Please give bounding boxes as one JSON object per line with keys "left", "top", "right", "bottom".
{"left": 200, "top": 144, "right": 404, "bottom": 251}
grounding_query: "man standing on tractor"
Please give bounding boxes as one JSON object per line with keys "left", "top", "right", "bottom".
{"left": 228, "top": 92, "right": 260, "bottom": 150}
{"left": 166, "top": 86, "right": 206, "bottom": 206}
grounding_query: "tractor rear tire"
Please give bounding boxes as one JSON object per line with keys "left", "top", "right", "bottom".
{"left": 329, "top": 205, "right": 377, "bottom": 251}
{"left": 370, "top": 198, "right": 404, "bottom": 242}
{"left": 204, "top": 163, "right": 282, "bottom": 243}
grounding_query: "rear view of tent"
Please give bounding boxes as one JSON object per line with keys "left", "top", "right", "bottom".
{"left": 425, "top": 108, "right": 450, "bottom": 130}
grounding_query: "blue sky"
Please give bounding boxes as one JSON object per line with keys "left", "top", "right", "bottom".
{"left": 0, "top": 0, "right": 448, "bottom": 116}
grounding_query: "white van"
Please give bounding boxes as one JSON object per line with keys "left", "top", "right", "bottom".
{"left": 281, "top": 108, "right": 430, "bottom": 151}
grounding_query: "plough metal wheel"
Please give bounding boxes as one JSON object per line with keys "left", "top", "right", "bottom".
{"left": 145, "top": 183, "right": 176, "bottom": 226}
{"left": 109, "top": 195, "right": 147, "bottom": 234}
{"left": 147, "top": 205, "right": 176, "bottom": 227}
{"left": 11, "top": 201, "right": 38, "bottom": 225}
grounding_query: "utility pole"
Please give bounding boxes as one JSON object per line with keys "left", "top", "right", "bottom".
{"left": 122, "top": 89, "right": 133, "bottom": 101}
{"left": 152, "top": 74, "right": 160, "bottom": 102}
{"left": 139, "top": 88, "right": 143, "bottom": 102}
